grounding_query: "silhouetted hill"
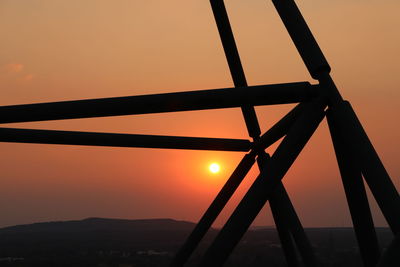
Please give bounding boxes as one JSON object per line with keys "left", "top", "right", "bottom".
{"left": 0, "top": 217, "right": 196, "bottom": 233}
{"left": 0, "top": 218, "right": 394, "bottom": 267}
{"left": 0, "top": 218, "right": 212, "bottom": 266}
{"left": 0, "top": 217, "right": 201, "bottom": 252}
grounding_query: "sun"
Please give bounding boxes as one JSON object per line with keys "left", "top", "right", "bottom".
{"left": 209, "top": 163, "right": 221, "bottom": 174}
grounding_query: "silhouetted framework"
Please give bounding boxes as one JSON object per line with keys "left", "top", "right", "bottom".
{"left": 1, "top": 0, "right": 399, "bottom": 266}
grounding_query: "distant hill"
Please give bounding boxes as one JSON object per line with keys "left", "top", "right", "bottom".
{"left": 0, "top": 218, "right": 393, "bottom": 267}
{"left": 0, "top": 217, "right": 196, "bottom": 234}
{"left": 0, "top": 218, "right": 208, "bottom": 266}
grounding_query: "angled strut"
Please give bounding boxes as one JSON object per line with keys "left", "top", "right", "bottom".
{"left": 170, "top": 1, "right": 317, "bottom": 266}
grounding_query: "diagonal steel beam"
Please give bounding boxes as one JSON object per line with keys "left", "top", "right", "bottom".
{"left": 272, "top": 1, "right": 399, "bottom": 265}
{"left": 170, "top": 152, "right": 256, "bottom": 266}
{"left": 257, "top": 153, "right": 301, "bottom": 267}
{"left": 327, "top": 110, "right": 380, "bottom": 267}
{"left": 199, "top": 99, "right": 326, "bottom": 267}
{"left": 0, "top": 127, "right": 252, "bottom": 152}
{"left": 172, "top": 1, "right": 291, "bottom": 265}
{"left": 209, "top": 0, "right": 260, "bottom": 139}
{"left": 202, "top": 1, "right": 318, "bottom": 267}
{"left": 272, "top": 0, "right": 330, "bottom": 80}
{"left": 253, "top": 102, "right": 307, "bottom": 152}
{"left": 258, "top": 152, "right": 317, "bottom": 267}
{"left": 0, "top": 82, "right": 317, "bottom": 124}
{"left": 272, "top": 0, "right": 342, "bottom": 105}
{"left": 328, "top": 102, "right": 400, "bottom": 234}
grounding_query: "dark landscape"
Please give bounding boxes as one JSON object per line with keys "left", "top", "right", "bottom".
{"left": 0, "top": 218, "right": 394, "bottom": 266}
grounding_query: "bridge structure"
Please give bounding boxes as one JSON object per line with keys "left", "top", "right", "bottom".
{"left": 1, "top": 1, "right": 399, "bottom": 266}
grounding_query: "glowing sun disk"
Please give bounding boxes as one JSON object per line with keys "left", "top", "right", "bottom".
{"left": 209, "top": 163, "right": 220, "bottom": 174}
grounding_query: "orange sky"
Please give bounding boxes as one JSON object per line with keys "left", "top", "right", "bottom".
{"left": 0, "top": 0, "right": 399, "bottom": 228}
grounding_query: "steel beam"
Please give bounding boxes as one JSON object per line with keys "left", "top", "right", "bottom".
{"left": 254, "top": 102, "right": 307, "bottom": 152}
{"left": 199, "top": 99, "right": 326, "bottom": 266}
{"left": 328, "top": 102, "right": 400, "bottom": 234}
{"left": 272, "top": 0, "right": 342, "bottom": 105}
{"left": 209, "top": 0, "right": 260, "bottom": 138}
{"left": 258, "top": 140, "right": 317, "bottom": 267}
{"left": 257, "top": 153, "right": 300, "bottom": 267}
{"left": 261, "top": 150, "right": 317, "bottom": 267}
{"left": 208, "top": 2, "right": 317, "bottom": 267}
{"left": 170, "top": 153, "right": 256, "bottom": 266}
{"left": 0, "top": 83, "right": 317, "bottom": 124}
{"left": 273, "top": 182, "right": 318, "bottom": 267}
{"left": 271, "top": 0, "right": 330, "bottom": 79}
{"left": 327, "top": 110, "right": 380, "bottom": 267}
{"left": 0, "top": 127, "right": 251, "bottom": 152}
{"left": 273, "top": 1, "right": 398, "bottom": 263}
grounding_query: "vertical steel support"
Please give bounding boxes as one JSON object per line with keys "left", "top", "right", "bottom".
{"left": 327, "top": 111, "right": 381, "bottom": 267}
{"left": 170, "top": 153, "right": 256, "bottom": 266}
{"left": 199, "top": 100, "right": 326, "bottom": 266}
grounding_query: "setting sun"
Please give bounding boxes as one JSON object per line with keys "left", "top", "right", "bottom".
{"left": 209, "top": 163, "right": 221, "bottom": 174}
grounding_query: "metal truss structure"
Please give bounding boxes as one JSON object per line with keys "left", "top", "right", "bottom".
{"left": 2, "top": 1, "right": 399, "bottom": 266}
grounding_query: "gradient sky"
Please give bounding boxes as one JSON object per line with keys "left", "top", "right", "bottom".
{"left": 0, "top": 0, "right": 399, "bottom": 228}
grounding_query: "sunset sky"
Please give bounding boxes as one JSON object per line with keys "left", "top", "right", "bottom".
{"left": 0, "top": 0, "right": 399, "bottom": 229}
